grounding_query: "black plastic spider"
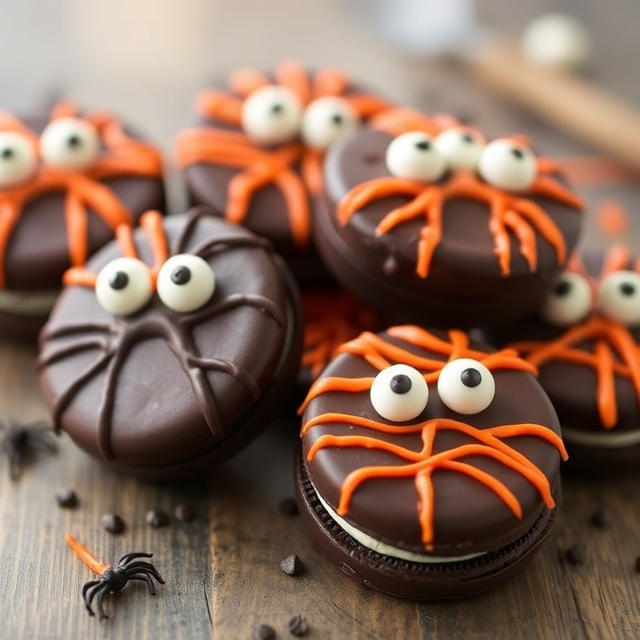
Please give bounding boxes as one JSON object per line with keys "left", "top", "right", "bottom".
{"left": 66, "top": 534, "right": 165, "bottom": 620}
{"left": 0, "top": 417, "right": 57, "bottom": 480}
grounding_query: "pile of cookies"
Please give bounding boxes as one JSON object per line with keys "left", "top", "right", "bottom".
{"left": 5, "top": 60, "right": 639, "bottom": 600}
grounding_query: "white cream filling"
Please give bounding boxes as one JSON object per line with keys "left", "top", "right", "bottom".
{"left": 0, "top": 288, "right": 60, "bottom": 315}
{"left": 562, "top": 425, "right": 640, "bottom": 448}
{"left": 315, "top": 488, "right": 485, "bottom": 564}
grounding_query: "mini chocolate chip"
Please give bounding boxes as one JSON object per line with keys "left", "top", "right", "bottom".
{"left": 590, "top": 506, "right": 613, "bottom": 529}
{"left": 56, "top": 488, "right": 79, "bottom": 508}
{"left": 253, "top": 623, "right": 276, "bottom": 640}
{"left": 563, "top": 542, "right": 586, "bottom": 566}
{"left": 635, "top": 556, "right": 640, "bottom": 573}
{"left": 146, "top": 509, "right": 170, "bottom": 528}
{"left": 101, "top": 513, "right": 125, "bottom": 534}
{"left": 174, "top": 503, "right": 197, "bottom": 522}
{"left": 280, "top": 554, "right": 304, "bottom": 576}
{"left": 279, "top": 498, "right": 299, "bottom": 517}
{"left": 287, "top": 615, "right": 308, "bottom": 637}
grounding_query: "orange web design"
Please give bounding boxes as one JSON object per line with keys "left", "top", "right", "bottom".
{"left": 510, "top": 245, "right": 640, "bottom": 429}
{"left": 174, "top": 60, "right": 390, "bottom": 248}
{"left": 300, "top": 325, "right": 566, "bottom": 550}
{"left": 0, "top": 100, "right": 163, "bottom": 288}
{"left": 338, "top": 108, "right": 585, "bottom": 278}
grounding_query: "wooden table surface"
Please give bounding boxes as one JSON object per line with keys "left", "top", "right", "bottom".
{"left": 2, "top": 1, "right": 640, "bottom": 639}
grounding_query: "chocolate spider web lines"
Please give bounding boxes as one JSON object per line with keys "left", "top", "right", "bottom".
{"left": 303, "top": 414, "right": 566, "bottom": 549}
{"left": 338, "top": 165, "right": 584, "bottom": 279}
{"left": 300, "top": 325, "right": 536, "bottom": 412}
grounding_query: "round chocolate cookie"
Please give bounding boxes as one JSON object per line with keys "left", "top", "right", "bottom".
{"left": 481, "top": 245, "right": 640, "bottom": 475}
{"left": 0, "top": 101, "right": 165, "bottom": 340}
{"left": 296, "top": 325, "right": 565, "bottom": 599}
{"left": 315, "top": 108, "right": 584, "bottom": 327}
{"left": 174, "top": 60, "right": 391, "bottom": 285}
{"left": 37, "top": 207, "right": 302, "bottom": 478}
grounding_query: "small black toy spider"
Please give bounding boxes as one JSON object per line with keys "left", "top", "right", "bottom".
{"left": 65, "top": 534, "right": 165, "bottom": 620}
{"left": 0, "top": 417, "right": 57, "bottom": 480}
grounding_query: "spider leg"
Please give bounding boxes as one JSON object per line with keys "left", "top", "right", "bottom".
{"left": 117, "top": 551, "right": 153, "bottom": 566}
{"left": 96, "top": 587, "right": 110, "bottom": 620}
{"left": 37, "top": 336, "right": 110, "bottom": 370}
{"left": 187, "top": 356, "right": 260, "bottom": 400}
{"left": 122, "top": 563, "right": 165, "bottom": 584}
{"left": 6, "top": 447, "right": 22, "bottom": 481}
{"left": 40, "top": 321, "right": 112, "bottom": 342}
{"left": 82, "top": 580, "right": 104, "bottom": 616}
{"left": 181, "top": 293, "right": 284, "bottom": 328}
{"left": 127, "top": 573, "right": 158, "bottom": 596}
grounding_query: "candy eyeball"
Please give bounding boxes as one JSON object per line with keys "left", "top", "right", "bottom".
{"left": 598, "top": 270, "right": 640, "bottom": 326}
{"left": 370, "top": 364, "right": 429, "bottom": 422}
{"left": 437, "top": 358, "right": 495, "bottom": 415}
{"left": 157, "top": 254, "right": 215, "bottom": 313}
{"left": 241, "top": 85, "right": 303, "bottom": 146}
{"left": 0, "top": 132, "right": 37, "bottom": 188}
{"left": 40, "top": 117, "right": 100, "bottom": 170}
{"left": 539, "top": 272, "right": 592, "bottom": 326}
{"left": 301, "top": 96, "right": 358, "bottom": 150}
{"left": 434, "top": 128, "right": 484, "bottom": 172}
{"left": 478, "top": 139, "right": 537, "bottom": 191}
{"left": 385, "top": 131, "right": 447, "bottom": 182}
{"left": 95, "top": 257, "right": 153, "bottom": 316}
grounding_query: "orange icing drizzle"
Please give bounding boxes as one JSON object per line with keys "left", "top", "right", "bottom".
{"left": 174, "top": 60, "right": 391, "bottom": 248}
{"left": 597, "top": 199, "right": 629, "bottom": 237}
{"left": 63, "top": 210, "right": 167, "bottom": 290}
{"left": 0, "top": 102, "right": 163, "bottom": 288}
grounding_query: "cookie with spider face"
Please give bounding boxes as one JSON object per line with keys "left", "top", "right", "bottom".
{"left": 174, "top": 60, "right": 391, "bottom": 285}
{"left": 0, "top": 100, "right": 165, "bottom": 340}
{"left": 37, "top": 207, "right": 301, "bottom": 478}
{"left": 481, "top": 245, "right": 640, "bottom": 474}
{"left": 296, "top": 325, "right": 565, "bottom": 599}
{"left": 315, "top": 107, "right": 584, "bottom": 327}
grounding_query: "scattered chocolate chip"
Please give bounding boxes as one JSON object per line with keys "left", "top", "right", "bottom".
{"left": 280, "top": 554, "right": 304, "bottom": 576}
{"left": 563, "top": 542, "right": 586, "bottom": 566}
{"left": 590, "top": 506, "right": 613, "bottom": 529}
{"left": 56, "top": 488, "right": 79, "bottom": 508}
{"left": 174, "top": 503, "right": 197, "bottom": 522}
{"left": 145, "top": 509, "right": 170, "bottom": 528}
{"left": 635, "top": 556, "right": 640, "bottom": 573}
{"left": 287, "top": 614, "right": 308, "bottom": 636}
{"left": 101, "top": 513, "right": 125, "bottom": 534}
{"left": 253, "top": 623, "right": 276, "bottom": 640}
{"left": 278, "top": 498, "right": 299, "bottom": 517}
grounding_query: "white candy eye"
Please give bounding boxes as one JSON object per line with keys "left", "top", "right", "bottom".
{"left": 301, "top": 97, "right": 359, "bottom": 150}
{"left": 478, "top": 139, "right": 537, "bottom": 191}
{"left": 598, "top": 270, "right": 640, "bottom": 326}
{"left": 385, "top": 131, "right": 447, "bottom": 182}
{"left": 539, "top": 272, "right": 592, "bottom": 326}
{"left": 437, "top": 359, "right": 495, "bottom": 415}
{"left": 434, "top": 128, "right": 484, "bottom": 171}
{"left": 95, "top": 257, "right": 153, "bottom": 316}
{"left": 157, "top": 253, "right": 215, "bottom": 313}
{"left": 241, "top": 86, "right": 303, "bottom": 146}
{"left": 40, "top": 117, "right": 100, "bottom": 169}
{"left": 370, "top": 364, "right": 429, "bottom": 423}
{"left": 0, "top": 132, "right": 37, "bottom": 188}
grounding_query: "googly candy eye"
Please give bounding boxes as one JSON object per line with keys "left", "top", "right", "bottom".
{"left": 437, "top": 359, "right": 495, "bottom": 415}
{"left": 95, "top": 257, "right": 153, "bottom": 316}
{"left": 301, "top": 96, "right": 359, "bottom": 150}
{"left": 598, "top": 270, "right": 640, "bottom": 326}
{"left": 434, "top": 128, "right": 485, "bottom": 172}
{"left": 370, "top": 364, "right": 429, "bottom": 422}
{"left": 40, "top": 117, "right": 100, "bottom": 169}
{"left": 385, "top": 131, "right": 447, "bottom": 182}
{"left": 477, "top": 139, "right": 537, "bottom": 191}
{"left": 0, "top": 132, "right": 37, "bottom": 188}
{"left": 157, "top": 254, "right": 215, "bottom": 313}
{"left": 539, "top": 272, "right": 592, "bottom": 326}
{"left": 241, "top": 85, "right": 303, "bottom": 146}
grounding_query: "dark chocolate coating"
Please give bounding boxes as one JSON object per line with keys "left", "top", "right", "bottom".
{"left": 300, "top": 329, "right": 562, "bottom": 558}
{"left": 315, "top": 128, "right": 583, "bottom": 328}
{"left": 38, "top": 208, "right": 302, "bottom": 478}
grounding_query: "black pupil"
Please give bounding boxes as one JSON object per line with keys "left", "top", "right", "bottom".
{"left": 415, "top": 140, "right": 430, "bottom": 151}
{"left": 462, "top": 134, "right": 474, "bottom": 144}
{"left": 460, "top": 368, "right": 482, "bottom": 388}
{"left": 511, "top": 147, "right": 524, "bottom": 160}
{"left": 390, "top": 374, "right": 412, "bottom": 394}
{"left": 331, "top": 113, "right": 344, "bottom": 125}
{"left": 271, "top": 103, "right": 284, "bottom": 115}
{"left": 620, "top": 282, "right": 636, "bottom": 296}
{"left": 171, "top": 266, "right": 191, "bottom": 285}
{"left": 68, "top": 134, "right": 82, "bottom": 148}
{"left": 109, "top": 271, "right": 129, "bottom": 291}
{"left": 554, "top": 280, "right": 571, "bottom": 296}
{"left": 1, "top": 147, "right": 14, "bottom": 160}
